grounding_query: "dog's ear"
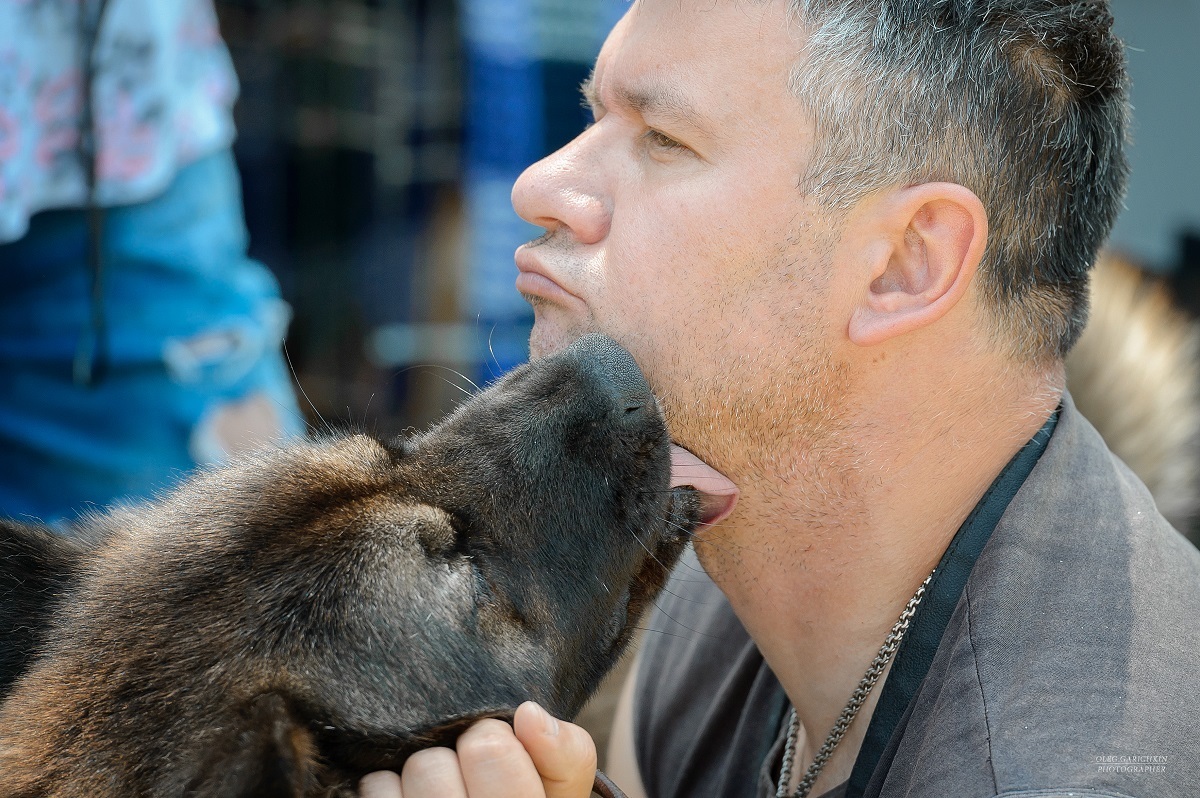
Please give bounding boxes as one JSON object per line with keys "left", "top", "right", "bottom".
{"left": 0, "top": 520, "right": 92, "bottom": 697}
{"left": 187, "top": 693, "right": 321, "bottom": 798}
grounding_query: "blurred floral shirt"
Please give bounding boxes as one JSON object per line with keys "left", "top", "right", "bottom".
{"left": 0, "top": 0, "right": 238, "bottom": 243}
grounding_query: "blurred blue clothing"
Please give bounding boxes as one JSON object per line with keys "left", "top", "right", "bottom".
{"left": 461, "top": 0, "right": 628, "bottom": 380}
{"left": 0, "top": 149, "right": 302, "bottom": 525}
{"left": 0, "top": 0, "right": 240, "bottom": 244}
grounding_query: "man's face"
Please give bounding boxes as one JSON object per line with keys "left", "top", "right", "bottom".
{"left": 511, "top": 0, "right": 854, "bottom": 485}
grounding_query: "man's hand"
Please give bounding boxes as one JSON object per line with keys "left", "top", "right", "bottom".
{"left": 358, "top": 702, "right": 598, "bottom": 798}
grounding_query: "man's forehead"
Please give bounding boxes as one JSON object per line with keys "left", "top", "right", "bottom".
{"left": 581, "top": 68, "right": 711, "bottom": 131}
{"left": 592, "top": 0, "right": 799, "bottom": 96}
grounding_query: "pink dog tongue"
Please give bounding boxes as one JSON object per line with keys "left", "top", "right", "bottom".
{"left": 669, "top": 445, "right": 739, "bottom": 526}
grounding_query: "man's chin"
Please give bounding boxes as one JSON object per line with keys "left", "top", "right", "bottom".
{"left": 527, "top": 320, "right": 597, "bottom": 361}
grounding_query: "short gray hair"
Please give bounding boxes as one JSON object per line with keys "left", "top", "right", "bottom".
{"left": 788, "top": 0, "right": 1130, "bottom": 360}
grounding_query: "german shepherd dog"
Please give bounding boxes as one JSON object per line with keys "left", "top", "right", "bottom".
{"left": 0, "top": 335, "right": 705, "bottom": 797}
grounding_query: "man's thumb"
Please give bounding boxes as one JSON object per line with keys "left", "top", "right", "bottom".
{"left": 512, "top": 702, "right": 598, "bottom": 798}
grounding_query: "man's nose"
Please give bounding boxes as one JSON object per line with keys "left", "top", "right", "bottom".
{"left": 511, "top": 132, "right": 611, "bottom": 246}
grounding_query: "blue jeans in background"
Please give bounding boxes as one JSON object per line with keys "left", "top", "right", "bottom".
{"left": 0, "top": 149, "right": 303, "bottom": 526}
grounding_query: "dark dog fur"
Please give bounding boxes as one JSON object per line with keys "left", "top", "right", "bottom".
{"left": 0, "top": 334, "right": 699, "bottom": 797}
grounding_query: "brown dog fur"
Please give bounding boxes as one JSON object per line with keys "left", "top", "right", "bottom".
{"left": 0, "top": 334, "right": 699, "bottom": 797}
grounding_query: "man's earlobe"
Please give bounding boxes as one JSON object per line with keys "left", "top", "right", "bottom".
{"left": 848, "top": 183, "right": 988, "bottom": 347}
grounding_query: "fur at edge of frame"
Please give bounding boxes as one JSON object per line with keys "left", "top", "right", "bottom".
{"left": 1067, "top": 252, "right": 1200, "bottom": 540}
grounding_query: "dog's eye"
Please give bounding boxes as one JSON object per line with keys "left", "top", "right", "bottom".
{"left": 443, "top": 511, "right": 478, "bottom": 555}
{"left": 468, "top": 561, "right": 533, "bottom": 629}
{"left": 469, "top": 561, "right": 493, "bottom": 601}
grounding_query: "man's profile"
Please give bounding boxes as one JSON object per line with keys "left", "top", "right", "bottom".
{"left": 373, "top": 1, "right": 1200, "bottom": 796}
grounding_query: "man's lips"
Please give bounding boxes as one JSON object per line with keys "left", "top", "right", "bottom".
{"left": 670, "top": 446, "right": 739, "bottom": 527}
{"left": 514, "top": 246, "right": 583, "bottom": 306}
{"left": 515, "top": 270, "right": 578, "bottom": 304}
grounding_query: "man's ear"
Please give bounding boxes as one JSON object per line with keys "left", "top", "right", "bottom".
{"left": 848, "top": 182, "right": 987, "bottom": 347}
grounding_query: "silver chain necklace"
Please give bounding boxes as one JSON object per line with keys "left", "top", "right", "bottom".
{"left": 775, "top": 570, "right": 934, "bottom": 798}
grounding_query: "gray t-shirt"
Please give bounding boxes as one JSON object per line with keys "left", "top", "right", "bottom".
{"left": 634, "top": 396, "right": 1200, "bottom": 798}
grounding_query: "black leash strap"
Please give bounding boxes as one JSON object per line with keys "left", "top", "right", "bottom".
{"left": 845, "top": 411, "right": 1059, "bottom": 797}
{"left": 593, "top": 770, "right": 629, "bottom": 798}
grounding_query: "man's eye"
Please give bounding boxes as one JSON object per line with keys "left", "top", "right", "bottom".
{"left": 643, "top": 129, "right": 687, "bottom": 153}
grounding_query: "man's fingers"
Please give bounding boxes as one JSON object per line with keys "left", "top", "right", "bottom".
{"left": 359, "top": 709, "right": 594, "bottom": 798}
{"left": 359, "top": 770, "right": 403, "bottom": 798}
{"left": 399, "top": 747, "right": 470, "bottom": 797}
{"left": 455, "top": 717, "right": 548, "bottom": 798}
{"left": 513, "top": 701, "right": 598, "bottom": 798}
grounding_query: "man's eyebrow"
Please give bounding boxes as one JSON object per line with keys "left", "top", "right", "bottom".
{"left": 580, "top": 72, "right": 710, "bottom": 135}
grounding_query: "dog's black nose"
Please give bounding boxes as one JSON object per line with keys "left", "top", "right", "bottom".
{"left": 563, "top": 334, "right": 655, "bottom": 420}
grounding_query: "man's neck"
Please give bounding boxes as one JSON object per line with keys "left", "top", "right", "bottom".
{"left": 692, "top": 362, "right": 1062, "bottom": 793}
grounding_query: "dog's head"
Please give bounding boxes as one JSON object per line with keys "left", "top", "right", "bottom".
{"left": 217, "top": 334, "right": 699, "bottom": 731}
{"left": 381, "top": 333, "right": 698, "bottom": 716}
{"left": 1, "top": 334, "right": 706, "bottom": 791}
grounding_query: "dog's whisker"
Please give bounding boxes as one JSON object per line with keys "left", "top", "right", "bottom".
{"left": 640, "top": 601, "right": 725, "bottom": 640}
{"left": 656, "top": 550, "right": 710, "bottom": 578}
{"left": 627, "top": 625, "right": 706, "bottom": 643}
{"left": 449, "top": 367, "right": 481, "bottom": 395}
{"left": 392, "top": 363, "right": 482, "bottom": 398}
{"left": 486, "top": 323, "right": 503, "bottom": 380}
{"left": 626, "top": 526, "right": 671, "bottom": 574}
{"left": 655, "top": 584, "right": 712, "bottom": 604}
{"left": 429, "top": 363, "right": 481, "bottom": 394}
{"left": 690, "top": 530, "right": 757, "bottom": 557}
{"left": 434, "top": 373, "right": 477, "bottom": 400}
{"left": 283, "top": 343, "right": 333, "bottom": 436}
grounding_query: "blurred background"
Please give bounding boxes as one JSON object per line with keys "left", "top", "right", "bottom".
{"left": 212, "top": 0, "right": 627, "bottom": 435}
